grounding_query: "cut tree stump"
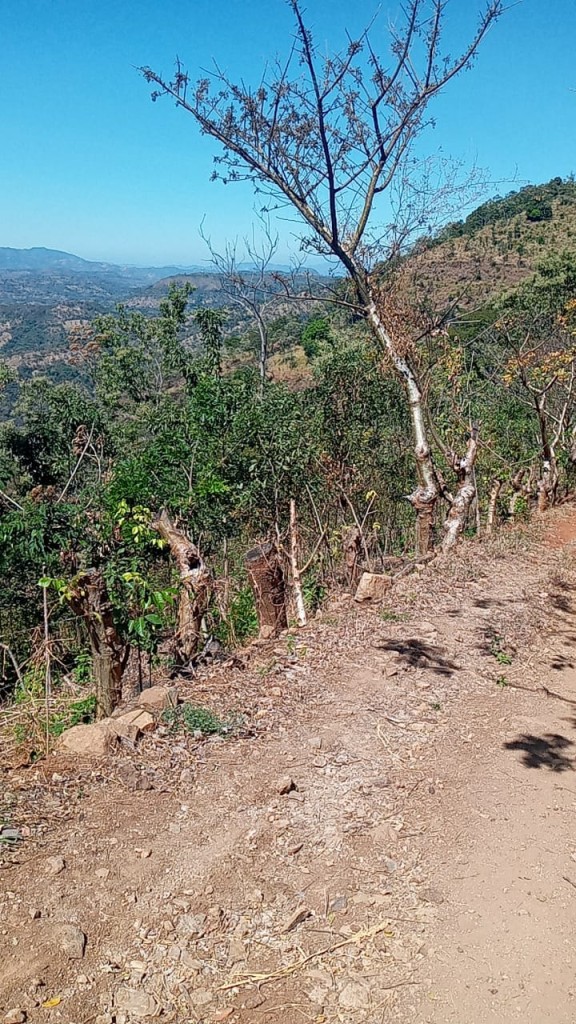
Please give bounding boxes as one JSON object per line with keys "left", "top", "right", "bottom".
{"left": 245, "top": 542, "right": 288, "bottom": 639}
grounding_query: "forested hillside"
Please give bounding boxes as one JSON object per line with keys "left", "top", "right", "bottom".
{"left": 2, "top": 177, "right": 576, "bottom": 747}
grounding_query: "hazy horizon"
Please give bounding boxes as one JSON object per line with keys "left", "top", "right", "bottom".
{"left": 1, "top": 1, "right": 575, "bottom": 265}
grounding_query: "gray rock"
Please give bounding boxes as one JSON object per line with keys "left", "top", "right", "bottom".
{"left": 114, "top": 988, "right": 156, "bottom": 1018}
{"left": 0, "top": 827, "right": 22, "bottom": 844}
{"left": 4, "top": 1011, "right": 26, "bottom": 1024}
{"left": 45, "top": 855, "right": 66, "bottom": 875}
{"left": 58, "top": 924, "right": 86, "bottom": 959}
{"left": 338, "top": 980, "right": 370, "bottom": 1010}
{"left": 176, "top": 913, "right": 206, "bottom": 937}
{"left": 189, "top": 990, "right": 212, "bottom": 1007}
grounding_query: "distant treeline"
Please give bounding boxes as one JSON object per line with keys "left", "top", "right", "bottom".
{"left": 432, "top": 177, "right": 576, "bottom": 244}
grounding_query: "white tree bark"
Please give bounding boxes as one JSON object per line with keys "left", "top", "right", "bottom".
{"left": 441, "top": 429, "right": 479, "bottom": 552}
{"left": 366, "top": 297, "right": 438, "bottom": 555}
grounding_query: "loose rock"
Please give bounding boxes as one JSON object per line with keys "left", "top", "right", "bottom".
{"left": 58, "top": 924, "right": 86, "bottom": 959}
{"left": 338, "top": 979, "right": 370, "bottom": 1010}
{"left": 276, "top": 776, "right": 296, "bottom": 795}
{"left": 57, "top": 722, "right": 118, "bottom": 757}
{"left": 4, "top": 1011, "right": 26, "bottom": 1024}
{"left": 137, "top": 685, "right": 178, "bottom": 711}
{"left": 281, "top": 906, "right": 311, "bottom": 932}
{"left": 115, "top": 709, "right": 156, "bottom": 733}
{"left": 45, "top": 855, "right": 66, "bottom": 876}
{"left": 114, "top": 988, "right": 156, "bottom": 1018}
{"left": 354, "top": 571, "right": 392, "bottom": 602}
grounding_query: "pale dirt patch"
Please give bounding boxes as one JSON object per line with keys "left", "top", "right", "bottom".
{"left": 1, "top": 512, "right": 576, "bottom": 1023}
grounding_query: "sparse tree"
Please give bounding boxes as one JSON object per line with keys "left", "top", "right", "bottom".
{"left": 200, "top": 215, "right": 280, "bottom": 393}
{"left": 141, "top": 0, "right": 503, "bottom": 553}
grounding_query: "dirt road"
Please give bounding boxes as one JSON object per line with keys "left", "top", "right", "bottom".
{"left": 1, "top": 515, "right": 576, "bottom": 1024}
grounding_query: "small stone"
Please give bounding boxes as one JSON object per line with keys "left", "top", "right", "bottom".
{"left": 286, "top": 841, "right": 303, "bottom": 855}
{"left": 95, "top": 868, "right": 110, "bottom": 879}
{"left": 276, "top": 776, "right": 296, "bottom": 795}
{"left": 190, "top": 990, "right": 212, "bottom": 1007}
{"left": 232, "top": 991, "right": 265, "bottom": 1010}
{"left": 114, "top": 988, "right": 156, "bottom": 1018}
{"left": 29, "top": 908, "right": 41, "bottom": 919}
{"left": 177, "top": 913, "right": 206, "bottom": 937}
{"left": 420, "top": 887, "right": 444, "bottom": 905}
{"left": 137, "top": 685, "right": 178, "bottom": 711}
{"left": 76, "top": 974, "right": 89, "bottom": 985}
{"left": 4, "top": 1010, "right": 26, "bottom": 1024}
{"left": 228, "top": 938, "right": 246, "bottom": 963}
{"left": 45, "top": 856, "right": 66, "bottom": 875}
{"left": 309, "top": 736, "right": 322, "bottom": 749}
{"left": 281, "top": 906, "right": 311, "bottom": 932}
{"left": 313, "top": 756, "right": 327, "bottom": 768}
{"left": 140, "top": 848, "right": 152, "bottom": 859}
{"left": 179, "top": 768, "right": 194, "bottom": 786}
{"left": 58, "top": 924, "right": 86, "bottom": 959}
{"left": 339, "top": 980, "right": 370, "bottom": 1010}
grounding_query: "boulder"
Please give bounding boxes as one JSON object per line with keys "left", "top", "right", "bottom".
{"left": 57, "top": 722, "right": 118, "bottom": 758}
{"left": 137, "top": 685, "right": 178, "bottom": 711}
{"left": 354, "top": 571, "right": 392, "bottom": 603}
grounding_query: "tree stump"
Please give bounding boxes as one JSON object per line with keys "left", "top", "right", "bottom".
{"left": 245, "top": 543, "right": 288, "bottom": 639}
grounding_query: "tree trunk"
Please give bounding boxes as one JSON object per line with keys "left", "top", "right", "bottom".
{"left": 365, "top": 293, "right": 438, "bottom": 556}
{"left": 535, "top": 393, "right": 559, "bottom": 510}
{"left": 288, "top": 499, "right": 307, "bottom": 627}
{"left": 256, "top": 312, "right": 268, "bottom": 398}
{"left": 441, "top": 428, "right": 479, "bottom": 552}
{"left": 68, "top": 570, "right": 127, "bottom": 719}
{"left": 343, "top": 525, "right": 362, "bottom": 589}
{"left": 245, "top": 542, "right": 288, "bottom": 639}
{"left": 486, "top": 478, "right": 502, "bottom": 536}
{"left": 537, "top": 459, "right": 558, "bottom": 512}
{"left": 153, "top": 510, "right": 210, "bottom": 663}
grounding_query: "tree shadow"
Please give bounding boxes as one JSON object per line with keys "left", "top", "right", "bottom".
{"left": 550, "top": 593, "right": 573, "bottom": 614}
{"left": 504, "top": 732, "right": 574, "bottom": 771}
{"left": 375, "top": 639, "right": 459, "bottom": 676}
{"left": 550, "top": 654, "right": 575, "bottom": 670}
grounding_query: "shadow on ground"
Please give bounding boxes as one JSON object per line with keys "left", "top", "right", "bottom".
{"left": 374, "top": 639, "right": 459, "bottom": 676}
{"left": 504, "top": 732, "right": 575, "bottom": 771}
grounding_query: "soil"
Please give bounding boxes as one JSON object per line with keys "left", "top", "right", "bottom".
{"left": 2, "top": 510, "right": 576, "bottom": 1024}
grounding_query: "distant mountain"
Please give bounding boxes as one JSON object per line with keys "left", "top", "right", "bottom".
{"left": 0, "top": 246, "right": 204, "bottom": 287}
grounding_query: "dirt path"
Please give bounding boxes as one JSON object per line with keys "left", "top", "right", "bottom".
{"left": 412, "top": 517, "right": 576, "bottom": 1023}
{"left": 2, "top": 514, "right": 576, "bottom": 1024}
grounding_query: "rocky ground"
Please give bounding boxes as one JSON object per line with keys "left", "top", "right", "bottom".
{"left": 1, "top": 512, "right": 576, "bottom": 1024}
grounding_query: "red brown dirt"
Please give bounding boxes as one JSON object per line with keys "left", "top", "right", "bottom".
{"left": 1, "top": 511, "right": 576, "bottom": 1024}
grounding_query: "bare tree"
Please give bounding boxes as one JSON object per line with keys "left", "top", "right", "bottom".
{"left": 141, "top": 0, "right": 503, "bottom": 552}
{"left": 201, "top": 215, "right": 280, "bottom": 393}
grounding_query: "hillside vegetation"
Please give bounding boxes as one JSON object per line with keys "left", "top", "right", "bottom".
{"left": 1, "top": 177, "right": 576, "bottom": 749}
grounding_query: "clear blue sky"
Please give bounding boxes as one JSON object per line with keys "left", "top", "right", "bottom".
{"left": 0, "top": 1, "right": 574, "bottom": 266}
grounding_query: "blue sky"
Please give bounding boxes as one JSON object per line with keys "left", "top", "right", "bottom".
{"left": 0, "top": 1, "right": 574, "bottom": 266}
